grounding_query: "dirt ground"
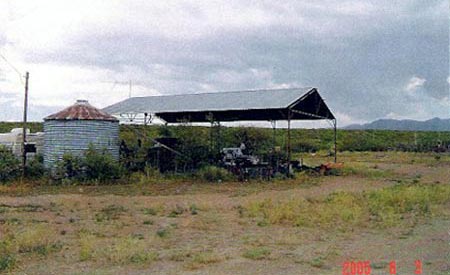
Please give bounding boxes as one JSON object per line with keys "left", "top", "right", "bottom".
{"left": 0, "top": 152, "right": 449, "bottom": 275}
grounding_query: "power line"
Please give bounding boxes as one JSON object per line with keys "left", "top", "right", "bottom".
{"left": 0, "top": 52, "right": 24, "bottom": 84}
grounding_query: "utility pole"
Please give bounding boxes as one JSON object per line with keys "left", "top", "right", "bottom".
{"left": 22, "top": 72, "right": 29, "bottom": 178}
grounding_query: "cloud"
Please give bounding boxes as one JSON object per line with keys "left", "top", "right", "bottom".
{"left": 405, "top": 76, "right": 426, "bottom": 94}
{"left": 334, "top": 112, "right": 367, "bottom": 126}
{"left": 0, "top": 0, "right": 448, "bottom": 124}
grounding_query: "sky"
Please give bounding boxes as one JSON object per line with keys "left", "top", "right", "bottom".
{"left": 0, "top": 0, "right": 448, "bottom": 127}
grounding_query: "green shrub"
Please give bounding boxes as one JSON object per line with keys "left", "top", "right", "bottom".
{"left": 0, "top": 146, "right": 21, "bottom": 182}
{"left": 0, "top": 254, "right": 15, "bottom": 272}
{"left": 54, "top": 154, "right": 84, "bottom": 180}
{"left": 173, "top": 124, "right": 210, "bottom": 169}
{"left": 195, "top": 165, "right": 234, "bottom": 182}
{"left": 25, "top": 155, "right": 45, "bottom": 179}
{"left": 229, "top": 127, "right": 272, "bottom": 155}
{"left": 292, "top": 140, "right": 320, "bottom": 153}
{"left": 83, "top": 146, "right": 123, "bottom": 181}
{"left": 54, "top": 145, "right": 123, "bottom": 183}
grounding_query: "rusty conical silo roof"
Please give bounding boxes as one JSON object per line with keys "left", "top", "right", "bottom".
{"left": 44, "top": 100, "right": 118, "bottom": 121}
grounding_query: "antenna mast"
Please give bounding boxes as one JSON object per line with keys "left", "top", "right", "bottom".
{"left": 129, "top": 80, "right": 132, "bottom": 98}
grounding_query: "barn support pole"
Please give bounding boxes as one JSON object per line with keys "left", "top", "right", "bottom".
{"left": 287, "top": 109, "right": 292, "bottom": 176}
{"left": 333, "top": 119, "right": 337, "bottom": 163}
{"left": 210, "top": 121, "right": 213, "bottom": 159}
{"left": 217, "top": 121, "right": 221, "bottom": 156}
{"left": 271, "top": 120, "right": 276, "bottom": 150}
{"left": 144, "top": 113, "right": 148, "bottom": 125}
{"left": 206, "top": 112, "right": 214, "bottom": 161}
{"left": 270, "top": 120, "right": 277, "bottom": 174}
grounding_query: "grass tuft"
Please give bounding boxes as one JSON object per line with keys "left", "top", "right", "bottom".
{"left": 79, "top": 231, "right": 97, "bottom": 261}
{"left": 156, "top": 228, "right": 170, "bottom": 238}
{"left": 310, "top": 257, "right": 325, "bottom": 268}
{"left": 102, "top": 237, "right": 158, "bottom": 265}
{"left": 142, "top": 207, "right": 159, "bottom": 216}
{"left": 242, "top": 247, "right": 271, "bottom": 260}
{"left": 143, "top": 220, "right": 153, "bottom": 225}
{"left": 95, "top": 204, "right": 127, "bottom": 222}
{"left": 185, "top": 251, "right": 223, "bottom": 270}
{"left": 0, "top": 254, "right": 15, "bottom": 272}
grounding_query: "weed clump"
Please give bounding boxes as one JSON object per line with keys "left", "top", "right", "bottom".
{"left": 79, "top": 231, "right": 96, "bottom": 261}
{"left": 79, "top": 233, "right": 158, "bottom": 265}
{"left": 143, "top": 220, "right": 153, "bottom": 225}
{"left": 189, "top": 204, "right": 199, "bottom": 215}
{"left": 103, "top": 237, "right": 158, "bottom": 265}
{"left": 242, "top": 247, "right": 271, "bottom": 260}
{"left": 0, "top": 225, "right": 61, "bottom": 272}
{"left": 13, "top": 226, "right": 59, "bottom": 255}
{"left": 367, "top": 184, "right": 450, "bottom": 226}
{"left": 0, "top": 254, "right": 15, "bottom": 272}
{"left": 340, "top": 164, "right": 392, "bottom": 179}
{"left": 142, "top": 207, "right": 159, "bottom": 216}
{"left": 129, "top": 167, "right": 163, "bottom": 185}
{"left": 156, "top": 228, "right": 170, "bottom": 238}
{"left": 242, "top": 184, "right": 450, "bottom": 229}
{"left": 310, "top": 257, "right": 325, "bottom": 268}
{"left": 185, "top": 251, "right": 223, "bottom": 269}
{"left": 168, "top": 204, "right": 185, "bottom": 217}
{"left": 95, "top": 204, "right": 127, "bottom": 222}
{"left": 195, "top": 166, "right": 234, "bottom": 182}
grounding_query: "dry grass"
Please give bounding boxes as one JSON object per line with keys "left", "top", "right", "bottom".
{"left": 242, "top": 247, "right": 271, "bottom": 260}
{"left": 78, "top": 232, "right": 159, "bottom": 265}
{"left": 101, "top": 236, "right": 159, "bottom": 265}
{"left": 0, "top": 152, "right": 449, "bottom": 274}
{"left": 79, "top": 231, "right": 97, "bottom": 261}
{"left": 95, "top": 204, "right": 127, "bottom": 222}
{"left": 0, "top": 225, "right": 61, "bottom": 272}
{"left": 242, "top": 183, "right": 450, "bottom": 229}
{"left": 184, "top": 251, "right": 224, "bottom": 270}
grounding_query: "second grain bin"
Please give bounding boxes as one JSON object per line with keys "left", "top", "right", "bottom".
{"left": 43, "top": 100, "right": 119, "bottom": 168}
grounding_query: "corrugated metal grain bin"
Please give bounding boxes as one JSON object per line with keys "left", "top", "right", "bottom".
{"left": 43, "top": 100, "right": 119, "bottom": 169}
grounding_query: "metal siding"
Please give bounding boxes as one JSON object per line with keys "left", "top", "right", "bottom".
{"left": 103, "top": 87, "right": 314, "bottom": 115}
{"left": 43, "top": 120, "right": 119, "bottom": 168}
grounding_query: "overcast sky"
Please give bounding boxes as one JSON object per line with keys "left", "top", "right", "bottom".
{"left": 0, "top": 0, "right": 448, "bottom": 126}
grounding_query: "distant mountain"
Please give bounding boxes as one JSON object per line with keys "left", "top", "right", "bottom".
{"left": 345, "top": 117, "right": 450, "bottom": 131}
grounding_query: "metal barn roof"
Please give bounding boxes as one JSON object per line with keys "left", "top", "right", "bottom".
{"left": 45, "top": 100, "right": 119, "bottom": 121}
{"left": 103, "top": 87, "right": 335, "bottom": 123}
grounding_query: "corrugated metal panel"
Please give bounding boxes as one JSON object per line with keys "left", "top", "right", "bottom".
{"left": 103, "top": 87, "right": 314, "bottom": 115}
{"left": 43, "top": 120, "right": 119, "bottom": 168}
{"left": 46, "top": 100, "right": 118, "bottom": 121}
